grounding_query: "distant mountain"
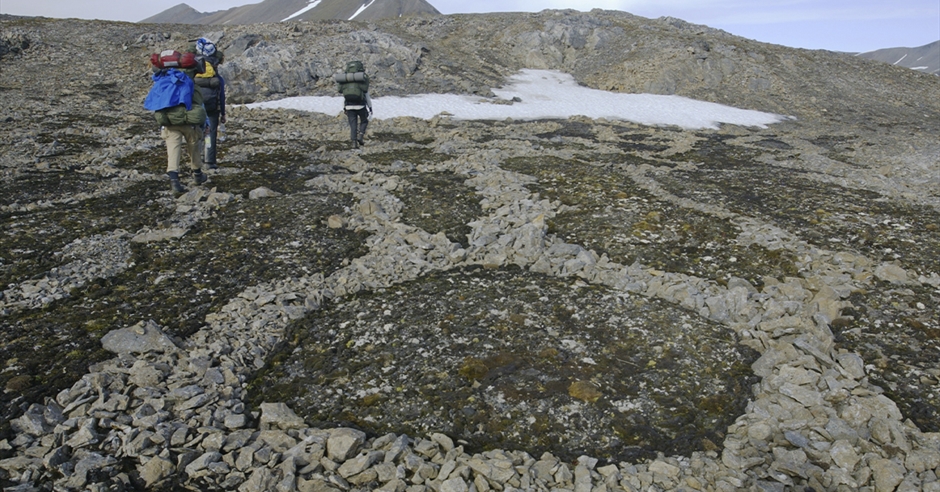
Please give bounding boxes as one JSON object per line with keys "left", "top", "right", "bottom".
{"left": 142, "top": 3, "right": 210, "bottom": 24}
{"left": 140, "top": 4, "right": 938, "bottom": 78}
{"left": 854, "top": 41, "right": 939, "bottom": 76}
{"left": 141, "top": 0, "right": 440, "bottom": 24}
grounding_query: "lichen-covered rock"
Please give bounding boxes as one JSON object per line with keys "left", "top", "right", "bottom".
{"left": 100, "top": 320, "right": 180, "bottom": 355}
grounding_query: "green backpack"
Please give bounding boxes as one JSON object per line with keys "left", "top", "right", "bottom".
{"left": 151, "top": 66, "right": 207, "bottom": 126}
{"left": 338, "top": 61, "right": 369, "bottom": 104}
{"left": 340, "top": 82, "right": 368, "bottom": 104}
{"left": 154, "top": 104, "right": 206, "bottom": 127}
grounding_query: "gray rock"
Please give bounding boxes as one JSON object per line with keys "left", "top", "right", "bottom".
{"left": 171, "top": 426, "right": 192, "bottom": 447}
{"left": 904, "top": 446, "right": 940, "bottom": 474}
{"left": 836, "top": 353, "right": 866, "bottom": 380}
{"left": 123, "top": 430, "right": 153, "bottom": 457}
{"left": 440, "top": 477, "right": 470, "bottom": 492}
{"left": 42, "top": 445, "right": 71, "bottom": 469}
{"left": 328, "top": 428, "right": 367, "bottom": 462}
{"left": 783, "top": 431, "right": 809, "bottom": 448}
{"left": 205, "top": 191, "right": 235, "bottom": 208}
{"left": 429, "top": 432, "right": 455, "bottom": 453}
{"left": 167, "top": 384, "right": 205, "bottom": 402}
{"left": 65, "top": 420, "right": 99, "bottom": 449}
{"left": 220, "top": 471, "right": 248, "bottom": 489}
{"left": 224, "top": 413, "right": 249, "bottom": 429}
{"left": 648, "top": 460, "right": 681, "bottom": 480}
{"left": 249, "top": 187, "right": 282, "bottom": 200}
{"left": 177, "top": 392, "right": 214, "bottom": 411}
{"left": 259, "top": 402, "right": 306, "bottom": 430}
{"left": 874, "top": 263, "right": 910, "bottom": 284}
{"left": 825, "top": 418, "right": 859, "bottom": 442}
{"left": 778, "top": 383, "right": 823, "bottom": 408}
{"left": 100, "top": 320, "right": 179, "bottom": 355}
{"left": 338, "top": 450, "right": 383, "bottom": 478}
{"left": 829, "top": 440, "right": 859, "bottom": 470}
{"left": 236, "top": 446, "right": 256, "bottom": 471}
{"left": 65, "top": 452, "right": 117, "bottom": 489}
{"left": 574, "top": 463, "right": 593, "bottom": 492}
{"left": 184, "top": 451, "right": 222, "bottom": 476}
{"left": 384, "top": 434, "right": 412, "bottom": 464}
{"left": 128, "top": 360, "right": 168, "bottom": 388}
{"left": 242, "top": 467, "right": 276, "bottom": 492}
{"left": 139, "top": 455, "right": 175, "bottom": 487}
{"left": 131, "top": 227, "right": 188, "bottom": 243}
{"left": 258, "top": 429, "right": 298, "bottom": 453}
{"left": 870, "top": 457, "right": 905, "bottom": 491}
{"left": 0, "top": 455, "right": 41, "bottom": 478}
{"left": 222, "top": 429, "right": 254, "bottom": 453}
{"left": 10, "top": 406, "right": 50, "bottom": 436}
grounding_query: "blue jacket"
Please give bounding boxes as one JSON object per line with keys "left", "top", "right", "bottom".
{"left": 144, "top": 69, "right": 194, "bottom": 111}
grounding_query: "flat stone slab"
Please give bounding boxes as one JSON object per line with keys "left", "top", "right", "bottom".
{"left": 101, "top": 320, "right": 179, "bottom": 355}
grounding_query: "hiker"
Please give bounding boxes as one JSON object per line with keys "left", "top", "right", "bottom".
{"left": 193, "top": 37, "right": 226, "bottom": 169}
{"left": 144, "top": 49, "right": 208, "bottom": 193}
{"left": 335, "top": 60, "right": 372, "bottom": 149}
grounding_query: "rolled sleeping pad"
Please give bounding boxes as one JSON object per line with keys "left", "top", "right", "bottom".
{"left": 333, "top": 72, "right": 367, "bottom": 83}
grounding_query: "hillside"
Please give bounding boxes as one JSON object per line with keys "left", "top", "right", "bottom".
{"left": 142, "top": 0, "right": 442, "bottom": 24}
{"left": 1, "top": 10, "right": 939, "bottom": 491}
{"left": 855, "top": 40, "right": 940, "bottom": 76}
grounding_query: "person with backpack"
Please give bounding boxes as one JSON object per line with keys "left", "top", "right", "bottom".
{"left": 144, "top": 49, "right": 209, "bottom": 193}
{"left": 192, "top": 37, "right": 226, "bottom": 169}
{"left": 334, "top": 60, "right": 372, "bottom": 149}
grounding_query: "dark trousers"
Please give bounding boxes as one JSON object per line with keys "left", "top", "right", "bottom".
{"left": 346, "top": 107, "right": 369, "bottom": 142}
{"left": 204, "top": 112, "right": 221, "bottom": 164}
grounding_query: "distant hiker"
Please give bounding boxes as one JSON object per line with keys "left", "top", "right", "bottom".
{"left": 192, "top": 37, "right": 227, "bottom": 169}
{"left": 144, "top": 49, "right": 208, "bottom": 193}
{"left": 335, "top": 60, "right": 372, "bottom": 149}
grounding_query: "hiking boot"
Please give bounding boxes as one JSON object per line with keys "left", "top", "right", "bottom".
{"left": 206, "top": 162, "right": 218, "bottom": 170}
{"left": 352, "top": 140, "right": 359, "bottom": 149}
{"left": 170, "top": 178, "right": 186, "bottom": 194}
{"left": 193, "top": 170, "right": 207, "bottom": 185}
{"left": 357, "top": 138, "right": 364, "bottom": 147}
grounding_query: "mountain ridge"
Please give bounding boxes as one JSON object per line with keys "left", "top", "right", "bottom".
{"left": 141, "top": 0, "right": 441, "bottom": 24}
{"left": 854, "top": 40, "right": 940, "bottom": 76}
{"left": 140, "top": 1, "right": 939, "bottom": 76}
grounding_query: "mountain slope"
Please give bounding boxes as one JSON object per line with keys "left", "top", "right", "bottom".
{"left": 142, "top": 0, "right": 441, "bottom": 24}
{"left": 139, "top": 3, "right": 211, "bottom": 24}
{"left": 855, "top": 40, "right": 939, "bottom": 75}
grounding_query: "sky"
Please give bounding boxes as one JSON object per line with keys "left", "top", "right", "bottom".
{"left": 1, "top": 0, "right": 937, "bottom": 53}
{"left": 244, "top": 69, "right": 788, "bottom": 129}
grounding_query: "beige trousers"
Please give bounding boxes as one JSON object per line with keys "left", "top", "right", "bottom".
{"left": 162, "top": 125, "right": 204, "bottom": 173}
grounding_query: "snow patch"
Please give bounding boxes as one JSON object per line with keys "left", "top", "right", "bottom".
{"left": 282, "top": 0, "right": 321, "bottom": 22}
{"left": 349, "top": 0, "right": 376, "bottom": 20}
{"left": 244, "top": 69, "right": 789, "bottom": 130}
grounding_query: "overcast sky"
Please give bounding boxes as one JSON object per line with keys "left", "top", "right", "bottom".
{"left": 1, "top": 0, "right": 937, "bottom": 53}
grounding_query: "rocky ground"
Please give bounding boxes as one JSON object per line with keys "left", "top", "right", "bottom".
{"left": 1, "top": 10, "right": 939, "bottom": 492}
